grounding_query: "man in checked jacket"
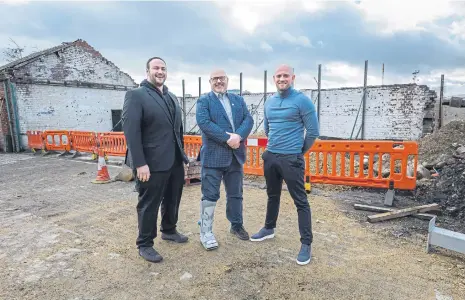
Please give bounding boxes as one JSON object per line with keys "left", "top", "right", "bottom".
{"left": 196, "top": 69, "right": 254, "bottom": 250}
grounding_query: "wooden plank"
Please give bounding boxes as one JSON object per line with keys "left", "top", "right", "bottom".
{"left": 367, "top": 203, "right": 440, "bottom": 223}
{"left": 354, "top": 204, "right": 436, "bottom": 220}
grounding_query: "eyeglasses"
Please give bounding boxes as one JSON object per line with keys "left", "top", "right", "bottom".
{"left": 210, "top": 76, "right": 227, "bottom": 82}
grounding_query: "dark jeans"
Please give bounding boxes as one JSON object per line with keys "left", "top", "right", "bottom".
{"left": 135, "top": 159, "right": 184, "bottom": 248}
{"left": 262, "top": 150, "right": 313, "bottom": 245}
{"left": 201, "top": 156, "right": 244, "bottom": 229}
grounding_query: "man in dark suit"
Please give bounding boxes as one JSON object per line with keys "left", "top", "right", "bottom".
{"left": 196, "top": 69, "right": 254, "bottom": 250}
{"left": 122, "top": 57, "right": 189, "bottom": 263}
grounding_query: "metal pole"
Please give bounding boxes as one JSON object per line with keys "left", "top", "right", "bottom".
{"left": 198, "top": 76, "right": 201, "bottom": 97}
{"left": 239, "top": 72, "right": 243, "bottom": 96}
{"left": 3, "top": 80, "right": 15, "bottom": 152}
{"left": 182, "top": 79, "right": 186, "bottom": 133}
{"left": 317, "top": 64, "right": 321, "bottom": 123}
{"left": 382, "top": 63, "right": 385, "bottom": 86}
{"left": 292, "top": 67, "right": 295, "bottom": 88}
{"left": 439, "top": 74, "right": 444, "bottom": 129}
{"left": 361, "top": 60, "right": 368, "bottom": 140}
{"left": 264, "top": 70, "right": 267, "bottom": 102}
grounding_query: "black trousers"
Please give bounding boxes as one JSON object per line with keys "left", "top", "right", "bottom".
{"left": 135, "top": 157, "right": 184, "bottom": 248}
{"left": 262, "top": 150, "right": 313, "bottom": 245}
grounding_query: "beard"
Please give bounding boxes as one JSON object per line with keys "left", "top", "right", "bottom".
{"left": 150, "top": 74, "right": 165, "bottom": 87}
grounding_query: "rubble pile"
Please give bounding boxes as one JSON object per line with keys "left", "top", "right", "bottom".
{"left": 184, "top": 158, "right": 201, "bottom": 179}
{"left": 413, "top": 121, "right": 465, "bottom": 228}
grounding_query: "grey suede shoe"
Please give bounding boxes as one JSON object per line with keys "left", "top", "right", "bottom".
{"left": 296, "top": 244, "right": 312, "bottom": 265}
{"left": 250, "top": 227, "right": 275, "bottom": 242}
{"left": 139, "top": 247, "right": 163, "bottom": 263}
{"left": 161, "top": 231, "right": 188, "bottom": 243}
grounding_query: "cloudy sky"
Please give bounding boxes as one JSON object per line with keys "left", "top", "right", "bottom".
{"left": 1, "top": 0, "right": 465, "bottom": 97}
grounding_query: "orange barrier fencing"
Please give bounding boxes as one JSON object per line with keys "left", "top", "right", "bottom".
{"left": 241, "top": 137, "right": 418, "bottom": 190}
{"left": 184, "top": 135, "right": 202, "bottom": 159}
{"left": 26, "top": 130, "right": 45, "bottom": 152}
{"left": 42, "top": 130, "right": 71, "bottom": 152}
{"left": 306, "top": 140, "right": 418, "bottom": 190}
{"left": 69, "top": 131, "right": 97, "bottom": 155}
{"left": 96, "top": 132, "right": 126, "bottom": 157}
{"left": 26, "top": 130, "right": 419, "bottom": 190}
{"left": 244, "top": 136, "right": 267, "bottom": 176}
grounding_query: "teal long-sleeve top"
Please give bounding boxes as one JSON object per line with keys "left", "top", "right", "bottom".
{"left": 264, "top": 87, "right": 319, "bottom": 154}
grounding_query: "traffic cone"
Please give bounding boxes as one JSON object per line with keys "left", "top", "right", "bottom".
{"left": 92, "top": 149, "right": 111, "bottom": 184}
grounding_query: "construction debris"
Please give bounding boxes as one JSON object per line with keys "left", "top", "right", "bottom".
{"left": 184, "top": 158, "right": 201, "bottom": 179}
{"left": 366, "top": 203, "right": 439, "bottom": 223}
{"left": 353, "top": 204, "right": 435, "bottom": 220}
{"left": 427, "top": 216, "right": 465, "bottom": 255}
{"left": 413, "top": 121, "right": 465, "bottom": 231}
{"left": 114, "top": 167, "right": 134, "bottom": 182}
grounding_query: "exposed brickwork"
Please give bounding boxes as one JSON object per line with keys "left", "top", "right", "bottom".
{"left": 0, "top": 40, "right": 138, "bottom": 151}
{"left": 182, "top": 84, "right": 437, "bottom": 140}
{"left": 12, "top": 43, "right": 136, "bottom": 86}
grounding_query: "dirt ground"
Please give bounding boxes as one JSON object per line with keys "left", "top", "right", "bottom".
{"left": 1, "top": 153, "right": 465, "bottom": 300}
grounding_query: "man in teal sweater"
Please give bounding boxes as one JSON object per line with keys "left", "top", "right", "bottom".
{"left": 250, "top": 64, "right": 319, "bottom": 266}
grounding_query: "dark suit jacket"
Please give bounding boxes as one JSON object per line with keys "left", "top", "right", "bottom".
{"left": 122, "top": 81, "right": 188, "bottom": 172}
{"left": 196, "top": 91, "right": 254, "bottom": 168}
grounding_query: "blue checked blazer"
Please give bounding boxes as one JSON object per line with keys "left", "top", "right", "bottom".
{"left": 196, "top": 91, "right": 254, "bottom": 168}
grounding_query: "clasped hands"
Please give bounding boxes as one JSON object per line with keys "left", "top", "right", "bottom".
{"left": 226, "top": 132, "right": 241, "bottom": 149}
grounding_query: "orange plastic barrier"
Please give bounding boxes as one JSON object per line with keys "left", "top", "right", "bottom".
{"left": 69, "top": 131, "right": 97, "bottom": 154}
{"left": 30, "top": 129, "right": 419, "bottom": 190}
{"left": 96, "top": 132, "right": 126, "bottom": 157}
{"left": 241, "top": 137, "right": 418, "bottom": 190}
{"left": 42, "top": 130, "right": 71, "bottom": 152}
{"left": 306, "top": 140, "right": 418, "bottom": 190}
{"left": 244, "top": 136, "right": 267, "bottom": 175}
{"left": 183, "top": 135, "right": 202, "bottom": 159}
{"left": 26, "top": 130, "right": 45, "bottom": 152}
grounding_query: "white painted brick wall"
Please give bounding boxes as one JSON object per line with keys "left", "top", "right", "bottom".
{"left": 182, "top": 84, "right": 436, "bottom": 141}
{"left": 16, "top": 84, "right": 127, "bottom": 148}
{"left": 13, "top": 45, "right": 135, "bottom": 87}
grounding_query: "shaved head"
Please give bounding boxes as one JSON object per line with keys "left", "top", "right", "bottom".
{"left": 209, "top": 69, "right": 229, "bottom": 93}
{"left": 273, "top": 64, "right": 295, "bottom": 92}
{"left": 274, "top": 64, "right": 294, "bottom": 76}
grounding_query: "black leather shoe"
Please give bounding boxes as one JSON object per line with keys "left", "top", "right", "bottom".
{"left": 161, "top": 230, "right": 188, "bottom": 243}
{"left": 139, "top": 247, "right": 163, "bottom": 263}
{"left": 230, "top": 226, "right": 250, "bottom": 240}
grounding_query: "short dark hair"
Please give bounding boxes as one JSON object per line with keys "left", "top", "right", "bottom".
{"left": 146, "top": 56, "right": 166, "bottom": 70}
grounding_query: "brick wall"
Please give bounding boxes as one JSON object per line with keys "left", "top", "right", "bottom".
{"left": 12, "top": 44, "right": 135, "bottom": 87}
{"left": 1, "top": 42, "right": 137, "bottom": 151}
{"left": 15, "top": 84, "right": 128, "bottom": 148}
{"left": 182, "top": 84, "right": 437, "bottom": 141}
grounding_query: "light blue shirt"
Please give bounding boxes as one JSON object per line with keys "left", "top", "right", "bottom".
{"left": 216, "top": 92, "right": 235, "bottom": 132}
{"left": 264, "top": 87, "right": 319, "bottom": 154}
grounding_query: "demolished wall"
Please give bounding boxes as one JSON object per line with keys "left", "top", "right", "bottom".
{"left": 182, "top": 84, "right": 437, "bottom": 141}
{"left": 0, "top": 41, "right": 137, "bottom": 150}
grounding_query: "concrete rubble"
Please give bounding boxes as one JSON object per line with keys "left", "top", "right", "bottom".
{"left": 413, "top": 121, "right": 465, "bottom": 232}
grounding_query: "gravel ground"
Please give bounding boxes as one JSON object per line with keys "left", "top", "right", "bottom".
{"left": 1, "top": 153, "right": 465, "bottom": 300}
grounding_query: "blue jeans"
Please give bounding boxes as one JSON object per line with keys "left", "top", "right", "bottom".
{"left": 201, "top": 156, "right": 244, "bottom": 229}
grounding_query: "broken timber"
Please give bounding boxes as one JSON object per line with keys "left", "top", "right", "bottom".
{"left": 354, "top": 204, "right": 436, "bottom": 221}
{"left": 367, "top": 203, "right": 440, "bottom": 223}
